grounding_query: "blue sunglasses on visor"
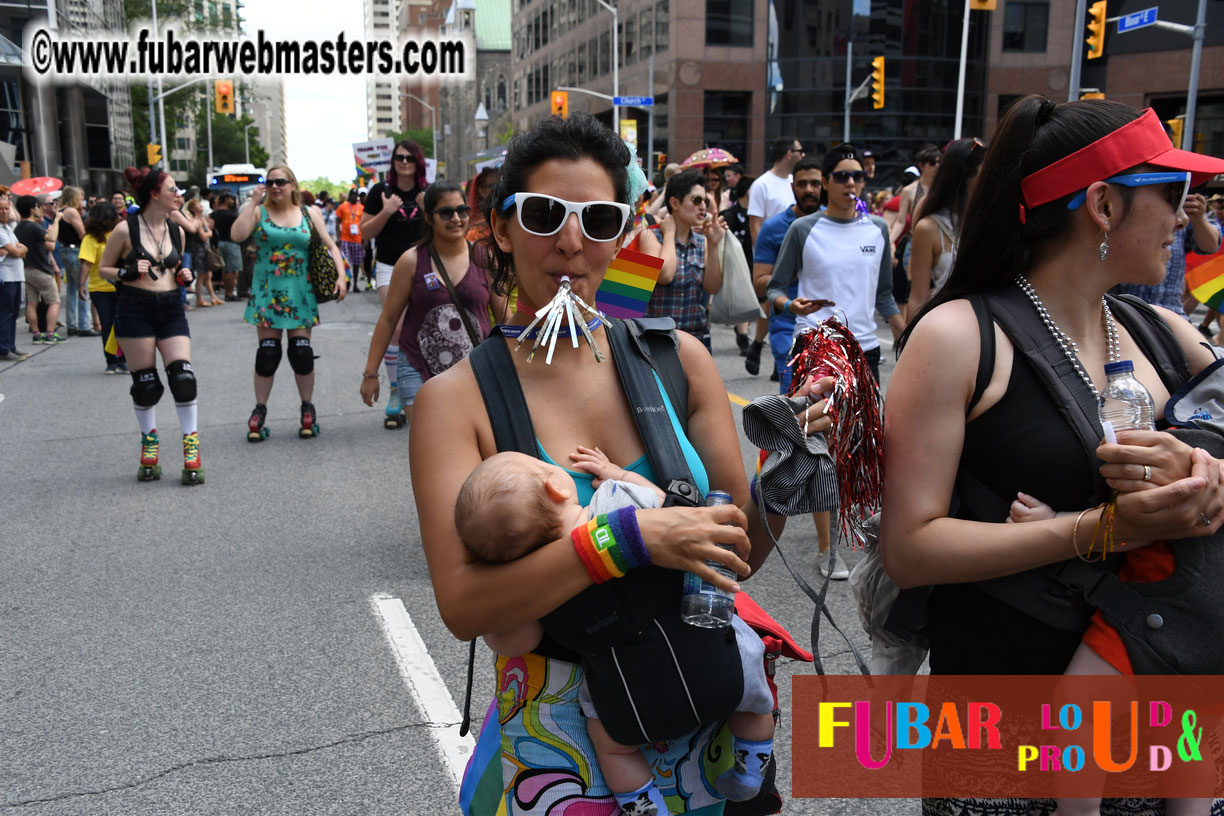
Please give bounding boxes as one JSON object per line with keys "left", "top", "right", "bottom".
{"left": 500, "top": 193, "right": 630, "bottom": 242}
{"left": 1066, "top": 171, "right": 1191, "bottom": 213}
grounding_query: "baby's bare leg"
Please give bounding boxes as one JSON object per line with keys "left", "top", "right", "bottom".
{"left": 586, "top": 717, "right": 654, "bottom": 794}
{"left": 1054, "top": 643, "right": 1120, "bottom": 816}
{"left": 729, "top": 710, "right": 775, "bottom": 741}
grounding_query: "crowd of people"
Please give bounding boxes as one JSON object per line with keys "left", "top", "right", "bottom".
{"left": 4, "top": 98, "right": 1224, "bottom": 816}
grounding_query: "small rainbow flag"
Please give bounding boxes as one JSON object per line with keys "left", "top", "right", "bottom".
{"left": 595, "top": 247, "right": 664, "bottom": 319}
{"left": 1187, "top": 251, "right": 1224, "bottom": 310}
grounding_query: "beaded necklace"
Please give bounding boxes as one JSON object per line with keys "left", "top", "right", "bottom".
{"left": 1014, "top": 275, "right": 1119, "bottom": 399}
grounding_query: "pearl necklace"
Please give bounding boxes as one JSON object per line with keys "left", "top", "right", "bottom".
{"left": 1014, "top": 276, "right": 1119, "bottom": 399}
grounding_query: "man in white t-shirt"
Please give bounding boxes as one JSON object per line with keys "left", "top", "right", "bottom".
{"left": 748, "top": 136, "right": 805, "bottom": 242}
{"left": 0, "top": 196, "right": 30, "bottom": 360}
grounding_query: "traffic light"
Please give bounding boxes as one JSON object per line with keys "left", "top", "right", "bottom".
{"left": 1168, "top": 117, "right": 1185, "bottom": 149}
{"left": 1086, "top": 0, "right": 1107, "bottom": 59}
{"left": 215, "top": 80, "right": 235, "bottom": 114}
{"left": 968, "top": 0, "right": 997, "bottom": 9}
{"left": 147, "top": 143, "right": 162, "bottom": 166}
{"left": 656, "top": 152, "right": 667, "bottom": 171}
{"left": 551, "top": 90, "right": 568, "bottom": 117}
{"left": 1080, "top": 90, "right": 1105, "bottom": 100}
{"left": 871, "top": 56, "right": 885, "bottom": 110}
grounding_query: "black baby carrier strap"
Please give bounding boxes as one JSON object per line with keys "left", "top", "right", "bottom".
{"left": 467, "top": 318, "right": 744, "bottom": 745}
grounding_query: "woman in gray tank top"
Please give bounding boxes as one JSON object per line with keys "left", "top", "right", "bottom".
{"left": 906, "top": 137, "right": 987, "bottom": 316}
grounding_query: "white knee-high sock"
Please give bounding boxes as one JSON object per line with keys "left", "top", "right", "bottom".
{"left": 175, "top": 400, "right": 198, "bottom": 435}
{"left": 384, "top": 345, "right": 399, "bottom": 387}
{"left": 134, "top": 405, "right": 156, "bottom": 435}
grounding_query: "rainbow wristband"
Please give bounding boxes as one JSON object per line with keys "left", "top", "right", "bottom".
{"left": 571, "top": 506, "right": 650, "bottom": 584}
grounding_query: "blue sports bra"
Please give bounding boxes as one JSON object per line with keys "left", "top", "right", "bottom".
{"left": 536, "top": 372, "right": 711, "bottom": 503}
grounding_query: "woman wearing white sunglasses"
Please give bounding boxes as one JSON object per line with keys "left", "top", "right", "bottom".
{"left": 409, "top": 113, "right": 830, "bottom": 816}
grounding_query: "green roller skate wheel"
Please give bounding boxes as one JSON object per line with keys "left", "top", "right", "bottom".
{"left": 138, "top": 465, "right": 162, "bottom": 481}
{"left": 181, "top": 468, "right": 205, "bottom": 485}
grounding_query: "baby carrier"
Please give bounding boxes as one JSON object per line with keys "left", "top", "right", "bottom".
{"left": 468, "top": 317, "right": 744, "bottom": 746}
{"left": 886, "top": 287, "right": 1224, "bottom": 675}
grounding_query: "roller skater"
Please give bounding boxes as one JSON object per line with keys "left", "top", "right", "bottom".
{"left": 137, "top": 429, "right": 161, "bottom": 481}
{"left": 248, "top": 403, "right": 269, "bottom": 442}
{"left": 300, "top": 400, "right": 319, "bottom": 438}
{"left": 181, "top": 431, "right": 204, "bottom": 485}
{"left": 97, "top": 167, "right": 201, "bottom": 487}
{"left": 229, "top": 165, "right": 345, "bottom": 443}
{"left": 384, "top": 384, "right": 406, "bottom": 428}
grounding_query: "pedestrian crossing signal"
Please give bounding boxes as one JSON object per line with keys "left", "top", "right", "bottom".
{"left": 1086, "top": 0, "right": 1107, "bottom": 59}
{"left": 147, "top": 143, "right": 162, "bottom": 166}
{"left": 871, "top": 57, "right": 885, "bottom": 110}
{"left": 215, "top": 80, "right": 235, "bottom": 114}
{"left": 551, "top": 91, "right": 568, "bottom": 117}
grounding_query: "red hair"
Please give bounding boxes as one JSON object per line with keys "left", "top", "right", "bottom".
{"left": 123, "top": 166, "right": 170, "bottom": 208}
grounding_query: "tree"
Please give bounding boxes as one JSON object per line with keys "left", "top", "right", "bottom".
{"left": 124, "top": 0, "right": 241, "bottom": 166}
{"left": 386, "top": 128, "right": 433, "bottom": 159}
{"left": 296, "top": 177, "right": 353, "bottom": 201}
{"left": 187, "top": 102, "right": 269, "bottom": 187}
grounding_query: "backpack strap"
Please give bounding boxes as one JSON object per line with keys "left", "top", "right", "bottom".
{"left": 605, "top": 318, "right": 701, "bottom": 507}
{"left": 1107, "top": 293, "right": 1191, "bottom": 395}
{"left": 984, "top": 284, "right": 1104, "bottom": 465}
{"left": 468, "top": 334, "right": 536, "bottom": 456}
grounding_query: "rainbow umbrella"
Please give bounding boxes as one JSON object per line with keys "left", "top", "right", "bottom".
{"left": 681, "top": 148, "right": 739, "bottom": 170}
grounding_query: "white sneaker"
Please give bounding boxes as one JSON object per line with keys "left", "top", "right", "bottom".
{"left": 819, "top": 548, "right": 849, "bottom": 580}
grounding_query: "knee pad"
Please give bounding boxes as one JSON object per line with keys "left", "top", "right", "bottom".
{"left": 255, "top": 338, "right": 282, "bottom": 376}
{"left": 129, "top": 368, "right": 164, "bottom": 407}
{"left": 287, "top": 337, "right": 315, "bottom": 375}
{"left": 165, "top": 359, "right": 197, "bottom": 403}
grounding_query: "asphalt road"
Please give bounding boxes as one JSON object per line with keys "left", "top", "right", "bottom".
{"left": 0, "top": 292, "right": 916, "bottom": 815}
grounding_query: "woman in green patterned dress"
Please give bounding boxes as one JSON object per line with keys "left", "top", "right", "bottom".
{"left": 230, "top": 165, "right": 345, "bottom": 441}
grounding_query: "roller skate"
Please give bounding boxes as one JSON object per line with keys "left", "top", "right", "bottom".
{"left": 247, "top": 403, "right": 269, "bottom": 442}
{"left": 181, "top": 431, "right": 205, "bottom": 485}
{"left": 137, "top": 430, "right": 162, "bottom": 481}
{"left": 299, "top": 400, "right": 319, "bottom": 438}
{"left": 384, "top": 384, "right": 406, "bottom": 429}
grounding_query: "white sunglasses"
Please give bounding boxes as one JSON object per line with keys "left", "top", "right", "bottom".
{"left": 500, "top": 192, "right": 630, "bottom": 242}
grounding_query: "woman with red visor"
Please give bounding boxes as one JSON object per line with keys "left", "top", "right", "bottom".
{"left": 885, "top": 96, "right": 1224, "bottom": 816}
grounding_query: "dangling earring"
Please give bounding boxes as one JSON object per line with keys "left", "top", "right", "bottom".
{"left": 1099, "top": 221, "right": 1110, "bottom": 261}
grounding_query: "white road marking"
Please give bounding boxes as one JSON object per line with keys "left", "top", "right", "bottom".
{"left": 370, "top": 593, "right": 474, "bottom": 793}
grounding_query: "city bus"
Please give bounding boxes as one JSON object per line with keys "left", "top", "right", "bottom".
{"left": 209, "top": 163, "right": 266, "bottom": 205}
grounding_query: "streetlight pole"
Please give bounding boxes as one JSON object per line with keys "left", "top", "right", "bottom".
{"left": 593, "top": 0, "right": 619, "bottom": 133}
{"left": 400, "top": 92, "right": 439, "bottom": 162}
{"left": 244, "top": 123, "right": 257, "bottom": 165}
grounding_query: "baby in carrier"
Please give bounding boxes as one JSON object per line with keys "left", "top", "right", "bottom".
{"left": 455, "top": 448, "right": 776, "bottom": 816}
{"left": 1010, "top": 490, "right": 1211, "bottom": 816}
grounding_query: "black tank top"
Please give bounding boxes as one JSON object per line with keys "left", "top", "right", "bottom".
{"left": 124, "top": 213, "right": 181, "bottom": 277}
{"left": 59, "top": 216, "right": 82, "bottom": 247}
{"left": 927, "top": 354, "right": 1110, "bottom": 674}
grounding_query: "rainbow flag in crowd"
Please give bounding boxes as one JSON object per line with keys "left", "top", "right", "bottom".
{"left": 1187, "top": 250, "right": 1224, "bottom": 310}
{"left": 595, "top": 247, "right": 664, "bottom": 319}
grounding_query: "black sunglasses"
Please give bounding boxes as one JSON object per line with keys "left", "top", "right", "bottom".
{"left": 829, "top": 170, "right": 865, "bottom": 184}
{"left": 432, "top": 205, "right": 471, "bottom": 220}
{"left": 393, "top": 154, "right": 415, "bottom": 162}
{"left": 689, "top": 194, "right": 707, "bottom": 206}
{"left": 266, "top": 178, "right": 292, "bottom": 187}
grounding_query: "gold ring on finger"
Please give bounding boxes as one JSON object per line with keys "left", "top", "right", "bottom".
{"left": 1143, "top": 465, "right": 1152, "bottom": 482}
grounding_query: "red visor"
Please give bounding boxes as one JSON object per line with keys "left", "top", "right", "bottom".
{"left": 1020, "top": 108, "right": 1224, "bottom": 214}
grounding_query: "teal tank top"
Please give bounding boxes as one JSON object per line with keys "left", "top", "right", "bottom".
{"left": 536, "top": 372, "right": 711, "bottom": 502}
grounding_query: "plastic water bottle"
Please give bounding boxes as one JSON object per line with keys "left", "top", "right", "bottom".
{"left": 680, "top": 490, "right": 737, "bottom": 629}
{"left": 1098, "top": 360, "right": 1156, "bottom": 436}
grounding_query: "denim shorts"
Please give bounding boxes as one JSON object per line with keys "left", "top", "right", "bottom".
{"left": 218, "top": 241, "right": 242, "bottom": 273}
{"left": 114, "top": 286, "right": 190, "bottom": 340}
